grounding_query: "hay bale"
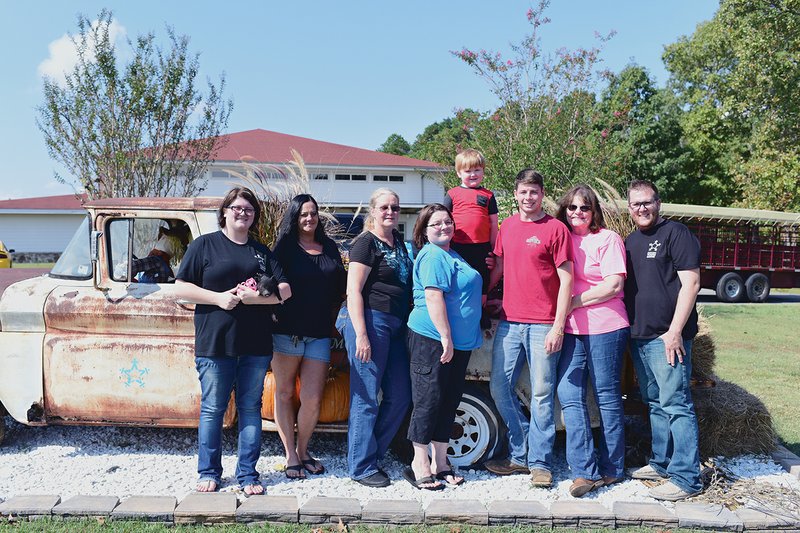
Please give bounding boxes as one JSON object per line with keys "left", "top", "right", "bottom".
{"left": 694, "top": 377, "right": 776, "bottom": 459}
{"left": 692, "top": 311, "right": 716, "bottom": 380}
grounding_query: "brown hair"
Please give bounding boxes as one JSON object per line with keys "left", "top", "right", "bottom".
{"left": 218, "top": 187, "right": 261, "bottom": 229}
{"left": 412, "top": 203, "right": 455, "bottom": 249}
{"left": 627, "top": 179, "right": 660, "bottom": 202}
{"left": 555, "top": 184, "right": 606, "bottom": 233}
{"left": 455, "top": 149, "right": 486, "bottom": 172}
{"left": 514, "top": 168, "right": 544, "bottom": 190}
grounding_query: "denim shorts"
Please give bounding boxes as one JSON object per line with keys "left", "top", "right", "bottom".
{"left": 273, "top": 334, "right": 331, "bottom": 363}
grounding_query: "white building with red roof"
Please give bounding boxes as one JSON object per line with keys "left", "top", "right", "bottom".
{"left": 0, "top": 130, "right": 446, "bottom": 255}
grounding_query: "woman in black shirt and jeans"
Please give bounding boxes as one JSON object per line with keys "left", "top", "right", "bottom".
{"left": 272, "top": 194, "right": 346, "bottom": 479}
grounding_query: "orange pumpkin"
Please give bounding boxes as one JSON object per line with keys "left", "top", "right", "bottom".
{"left": 261, "top": 367, "right": 350, "bottom": 422}
{"left": 317, "top": 367, "right": 350, "bottom": 423}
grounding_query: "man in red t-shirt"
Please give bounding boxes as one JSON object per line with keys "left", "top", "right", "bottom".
{"left": 483, "top": 169, "right": 573, "bottom": 487}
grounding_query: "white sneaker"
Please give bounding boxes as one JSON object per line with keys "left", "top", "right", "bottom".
{"left": 628, "top": 465, "right": 668, "bottom": 481}
{"left": 649, "top": 480, "right": 701, "bottom": 501}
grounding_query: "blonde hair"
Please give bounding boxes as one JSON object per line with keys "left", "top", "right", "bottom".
{"left": 364, "top": 188, "right": 400, "bottom": 231}
{"left": 455, "top": 149, "right": 486, "bottom": 172}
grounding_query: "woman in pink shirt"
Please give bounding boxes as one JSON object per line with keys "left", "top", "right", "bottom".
{"left": 555, "top": 184, "right": 630, "bottom": 497}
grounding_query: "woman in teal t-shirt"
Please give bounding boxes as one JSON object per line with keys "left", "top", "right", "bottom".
{"left": 404, "top": 203, "right": 482, "bottom": 490}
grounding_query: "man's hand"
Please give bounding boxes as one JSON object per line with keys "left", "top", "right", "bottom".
{"left": 440, "top": 337, "right": 454, "bottom": 364}
{"left": 660, "top": 329, "right": 685, "bottom": 366}
{"left": 544, "top": 328, "right": 564, "bottom": 355}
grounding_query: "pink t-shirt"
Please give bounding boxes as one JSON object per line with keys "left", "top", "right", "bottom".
{"left": 494, "top": 214, "right": 571, "bottom": 323}
{"left": 565, "top": 228, "right": 629, "bottom": 335}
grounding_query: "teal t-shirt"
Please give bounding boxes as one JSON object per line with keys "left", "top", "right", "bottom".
{"left": 408, "top": 243, "right": 483, "bottom": 351}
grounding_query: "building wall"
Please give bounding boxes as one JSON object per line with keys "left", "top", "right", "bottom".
{"left": 0, "top": 213, "right": 86, "bottom": 254}
{"left": 203, "top": 164, "right": 446, "bottom": 207}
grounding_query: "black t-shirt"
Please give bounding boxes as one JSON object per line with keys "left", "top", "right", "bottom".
{"left": 624, "top": 219, "right": 700, "bottom": 340}
{"left": 272, "top": 237, "right": 346, "bottom": 338}
{"left": 348, "top": 230, "right": 413, "bottom": 318}
{"left": 176, "top": 230, "right": 287, "bottom": 357}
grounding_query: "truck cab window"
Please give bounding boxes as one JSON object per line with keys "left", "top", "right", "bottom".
{"left": 108, "top": 218, "right": 192, "bottom": 283}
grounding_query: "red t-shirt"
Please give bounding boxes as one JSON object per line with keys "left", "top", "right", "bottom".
{"left": 445, "top": 186, "right": 498, "bottom": 244}
{"left": 493, "top": 214, "right": 572, "bottom": 323}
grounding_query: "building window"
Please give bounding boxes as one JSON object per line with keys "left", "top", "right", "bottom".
{"left": 352, "top": 174, "right": 367, "bottom": 181}
{"left": 374, "top": 174, "right": 404, "bottom": 183}
{"left": 335, "top": 174, "right": 350, "bottom": 181}
{"left": 211, "top": 170, "right": 230, "bottom": 179}
{"left": 313, "top": 173, "right": 329, "bottom": 180}
{"left": 397, "top": 223, "right": 406, "bottom": 241}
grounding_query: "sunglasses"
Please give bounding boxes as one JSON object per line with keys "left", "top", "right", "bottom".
{"left": 566, "top": 204, "right": 591, "bottom": 213}
{"left": 378, "top": 205, "right": 401, "bottom": 212}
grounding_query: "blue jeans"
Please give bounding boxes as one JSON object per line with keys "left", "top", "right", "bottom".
{"left": 557, "top": 328, "right": 629, "bottom": 480}
{"left": 489, "top": 321, "right": 560, "bottom": 471}
{"left": 630, "top": 337, "right": 702, "bottom": 494}
{"left": 340, "top": 308, "right": 411, "bottom": 480}
{"left": 195, "top": 355, "right": 270, "bottom": 486}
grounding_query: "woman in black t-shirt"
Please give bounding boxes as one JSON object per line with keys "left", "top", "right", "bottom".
{"left": 271, "top": 194, "right": 346, "bottom": 479}
{"left": 337, "top": 188, "right": 413, "bottom": 487}
{"left": 175, "top": 187, "right": 291, "bottom": 495}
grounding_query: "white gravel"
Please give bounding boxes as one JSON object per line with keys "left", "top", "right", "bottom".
{"left": 1, "top": 416, "right": 798, "bottom": 509}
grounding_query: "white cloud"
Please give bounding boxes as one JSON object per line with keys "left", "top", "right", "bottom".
{"left": 37, "top": 18, "right": 127, "bottom": 87}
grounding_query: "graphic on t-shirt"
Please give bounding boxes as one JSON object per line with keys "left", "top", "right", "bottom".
{"left": 254, "top": 250, "right": 267, "bottom": 273}
{"left": 647, "top": 240, "right": 661, "bottom": 258}
{"left": 375, "top": 238, "right": 411, "bottom": 287}
{"left": 526, "top": 235, "right": 542, "bottom": 246}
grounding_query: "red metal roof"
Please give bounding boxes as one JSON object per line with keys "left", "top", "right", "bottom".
{"left": 0, "top": 194, "right": 87, "bottom": 210}
{"left": 213, "top": 129, "right": 442, "bottom": 169}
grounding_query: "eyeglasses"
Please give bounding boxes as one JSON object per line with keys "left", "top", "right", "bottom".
{"left": 378, "top": 205, "right": 400, "bottom": 213}
{"left": 629, "top": 200, "right": 656, "bottom": 210}
{"left": 227, "top": 205, "right": 255, "bottom": 216}
{"left": 566, "top": 204, "right": 591, "bottom": 213}
{"left": 427, "top": 220, "right": 454, "bottom": 229}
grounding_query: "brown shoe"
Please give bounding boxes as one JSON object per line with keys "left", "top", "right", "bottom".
{"left": 484, "top": 458, "right": 530, "bottom": 476}
{"left": 601, "top": 475, "right": 623, "bottom": 487}
{"left": 569, "top": 477, "right": 600, "bottom": 497}
{"left": 529, "top": 468, "right": 553, "bottom": 487}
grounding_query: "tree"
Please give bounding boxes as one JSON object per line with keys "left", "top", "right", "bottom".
{"left": 37, "top": 10, "right": 233, "bottom": 199}
{"left": 663, "top": 0, "right": 800, "bottom": 210}
{"left": 377, "top": 133, "right": 411, "bottom": 156}
{"left": 451, "top": 1, "right": 618, "bottom": 196}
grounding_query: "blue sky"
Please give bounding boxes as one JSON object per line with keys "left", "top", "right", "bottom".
{"left": 0, "top": 1, "right": 718, "bottom": 200}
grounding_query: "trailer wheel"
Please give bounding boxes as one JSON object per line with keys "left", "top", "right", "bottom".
{"left": 716, "top": 272, "right": 745, "bottom": 302}
{"left": 447, "top": 382, "right": 507, "bottom": 468}
{"left": 745, "top": 273, "right": 770, "bottom": 303}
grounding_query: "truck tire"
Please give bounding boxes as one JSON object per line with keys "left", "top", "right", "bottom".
{"left": 716, "top": 272, "right": 745, "bottom": 302}
{"left": 745, "top": 273, "right": 770, "bottom": 303}
{"left": 447, "top": 382, "right": 507, "bottom": 468}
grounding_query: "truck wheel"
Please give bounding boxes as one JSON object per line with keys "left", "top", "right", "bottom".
{"left": 745, "top": 273, "right": 770, "bottom": 303}
{"left": 447, "top": 382, "right": 507, "bottom": 468}
{"left": 716, "top": 272, "right": 745, "bottom": 302}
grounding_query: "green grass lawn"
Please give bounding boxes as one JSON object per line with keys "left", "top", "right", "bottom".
{"left": 700, "top": 303, "right": 800, "bottom": 456}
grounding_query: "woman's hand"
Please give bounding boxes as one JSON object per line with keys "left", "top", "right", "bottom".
{"left": 440, "top": 336, "right": 454, "bottom": 364}
{"left": 236, "top": 284, "right": 260, "bottom": 305}
{"left": 355, "top": 333, "right": 372, "bottom": 363}
{"left": 217, "top": 287, "right": 241, "bottom": 310}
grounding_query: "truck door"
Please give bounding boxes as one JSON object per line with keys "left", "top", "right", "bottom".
{"left": 42, "top": 214, "right": 231, "bottom": 427}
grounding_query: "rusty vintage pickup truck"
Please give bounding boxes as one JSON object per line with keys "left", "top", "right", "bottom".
{"left": 0, "top": 197, "right": 593, "bottom": 467}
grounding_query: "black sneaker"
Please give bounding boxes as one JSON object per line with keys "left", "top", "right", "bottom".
{"left": 354, "top": 470, "right": 390, "bottom": 488}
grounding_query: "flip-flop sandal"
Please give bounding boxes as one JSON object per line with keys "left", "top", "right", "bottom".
{"left": 401, "top": 467, "right": 444, "bottom": 491}
{"left": 435, "top": 469, "right": 465, "bottom": 486}
{"left": 284, "top": 464, "right": 306, "bottom": 480}
{"left": 301, "top": 457, "right": 325, "bottom": 475}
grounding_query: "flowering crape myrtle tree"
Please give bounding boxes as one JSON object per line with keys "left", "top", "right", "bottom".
{"left": 37, "top": 10, "right": 232, "bottom": 199}
{"left": 451, "top": 1, "right": 623, "bottom": 197}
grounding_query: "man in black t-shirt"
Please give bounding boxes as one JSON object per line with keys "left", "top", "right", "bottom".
{"left": 624, "top": 179, "right": 703, "bottom": 501}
